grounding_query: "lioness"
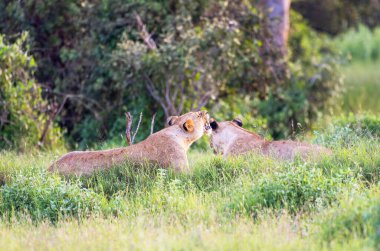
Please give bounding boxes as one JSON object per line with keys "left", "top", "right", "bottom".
{"left": 209, "top": 118, "right": 331, "bottom": 160}
{"left": 49, "top": 111, "right": 211, "bottom": 176}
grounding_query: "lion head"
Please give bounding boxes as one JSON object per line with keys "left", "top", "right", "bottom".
{"left": 166, "top": 110, "right": 211, "bottom": 145}
{"left": 209, "top": 118, "right": 247, "bottom": 154}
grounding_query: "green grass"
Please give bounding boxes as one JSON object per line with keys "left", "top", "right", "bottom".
{"left": 334, "top": 25, "right": 380, "bottom": 63}
{"left": 331, "top": 25, "right": 380, "bottom": 115}
{"left": 339, "top": 61, "right": 380, "bottom": 114}
{"left": 0, "top": 115, "right": 380, "bottom": 250}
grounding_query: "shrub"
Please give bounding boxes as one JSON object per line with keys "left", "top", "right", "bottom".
{"left": 0, "top": 34, "right": 62, "bottom": 150}
{"left": 313, "top": 117, "right": 380, "bottom": 183}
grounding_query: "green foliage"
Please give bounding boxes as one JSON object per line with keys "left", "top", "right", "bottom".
{"left": 0, "top": 34, "right": 62, "bottom": 150}
{"left": 229, "top": 165, "right": 357, "bottom": 215}
{"left": 111, "top": 1, "right": 263, "bottom": 119}
{"left": 0, "top": 164, "right": 130, "bottom": 223}
{"left": 334, "top": 114, "right": 380, "bottom": 138}
{"left": 0, "top": 170, "right": 104, "bottom": 223}
{"left": 258, "top": 12, "right": 342, "bottom": 139}
{"left": 314, "top": 114, "right": 380, "bottom": 148}
{"left": 318, "top": 188, "right": 380, "bottom": 246}
{"left": 374, "top": 204, "right": 380, "bottom": 249}
{"left": 331, "top": 26, "right": 380, "bottom": 115}
{"left": 338, "top": 61, "right": 380, "bottom": 114}
{"left": 334, "top": 25, "right": 380, "bottom": 62}
{"left": 0, "top": 1, "right": 342, "bottom": 145}
{"left": 312, "top": 114, "right": 380, "bottom": 183}
{"left": 81, "top": 162, "right": 158, "bottom": 198}
{"left": 0, "top": 0, "right": 165, "bottom": 147}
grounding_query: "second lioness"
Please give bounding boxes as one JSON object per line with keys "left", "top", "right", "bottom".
{"left": 209, "top": 118, "right": 331, "bottom": 160}
{"left": 49, "top": 111, "right": 211, "bottom": 176}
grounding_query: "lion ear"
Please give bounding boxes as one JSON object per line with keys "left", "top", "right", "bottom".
{"left": 232, "top": 118, "right": 243, "bottom": 127}
{"left": 210, "top": 118, "right": 218, "bottom": 130}
{"left": 167, "top": 116, "right": 179, "bottom": 126}
{"left": 183, "top": 119, "right": 194, "bottom": 133}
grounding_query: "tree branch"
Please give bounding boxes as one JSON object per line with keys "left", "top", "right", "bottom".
{"left": 144, "top": 74, "right": 170, "bottom": 118}
{"left": 135, "top": 12, "right": 157, "bottom": 50}
{"left": 125, "top": 112, "right": 133, "bottom": 146}
{"left": 38, "top": 95, "right": 69, "bottom": 147}
{"left": 195, "top": 90, "right": 213, "bottom": 111}
{"left": 132, "top": 112, "right": 142, "bottom": 143}
{"left": 150, "top": 112, "right": 157, "bottom": 135}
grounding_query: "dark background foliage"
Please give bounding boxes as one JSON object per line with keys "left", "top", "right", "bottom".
{"left": 293, "top": 0, "right": 380, "bottom": 35}
{"left": 0, "top": 0, "right": 376, "bottom": 150}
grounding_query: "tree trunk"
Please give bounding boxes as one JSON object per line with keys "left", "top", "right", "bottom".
{"left": 260, "top": 0, "right": 291, "bottom": 56}
{"left": 259, "top": 0, "right": 291, "bottom": 56}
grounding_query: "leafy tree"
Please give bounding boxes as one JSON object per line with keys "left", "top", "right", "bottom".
{"left": 0, "top": 33, "right": 62, "bottom": 149}
{"left": 0, "top": 0, "right": 343, "bottom": 146}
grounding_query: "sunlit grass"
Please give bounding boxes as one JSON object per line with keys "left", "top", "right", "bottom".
{"left": 0, "top": 116, "right": 379, "bottom": 250}
{"left": 0, "top": 213, "right": 372, "bottom": 251}
{"left": 340, "top": 61, "right": 380, "bottom": 114}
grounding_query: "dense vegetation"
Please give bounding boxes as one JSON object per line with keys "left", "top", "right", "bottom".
{"left": 0, "top": 34, "right": 62, "bottom": 149}
{"left": 0, "top": 0, "right": 342, "bottom": 149}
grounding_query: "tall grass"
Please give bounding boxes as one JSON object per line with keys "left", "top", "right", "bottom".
{"left": 339, "top": 62, "right": 380, "bottom": 114}
{"left": 332, "top": 25, "right": 380, "bottom": 115}
{"left": 0, "top": 115, "right": 379, "bottom": 249}
{"left": 335, "top": 25, "right": 380, "bottom": 62}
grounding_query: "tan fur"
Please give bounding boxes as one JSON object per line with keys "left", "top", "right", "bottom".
{"left": 49, "top": 111, "right": 211, "bottom": 176}
{"left": 210, "top": 120, "right": 331, "bottom": 161}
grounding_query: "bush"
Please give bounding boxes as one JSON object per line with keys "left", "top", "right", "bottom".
{"left": 311, "top": 115, "right": 380, "bottom": 183}
{"left": 0, "top": 34, "right": 62, "bottom": 150}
